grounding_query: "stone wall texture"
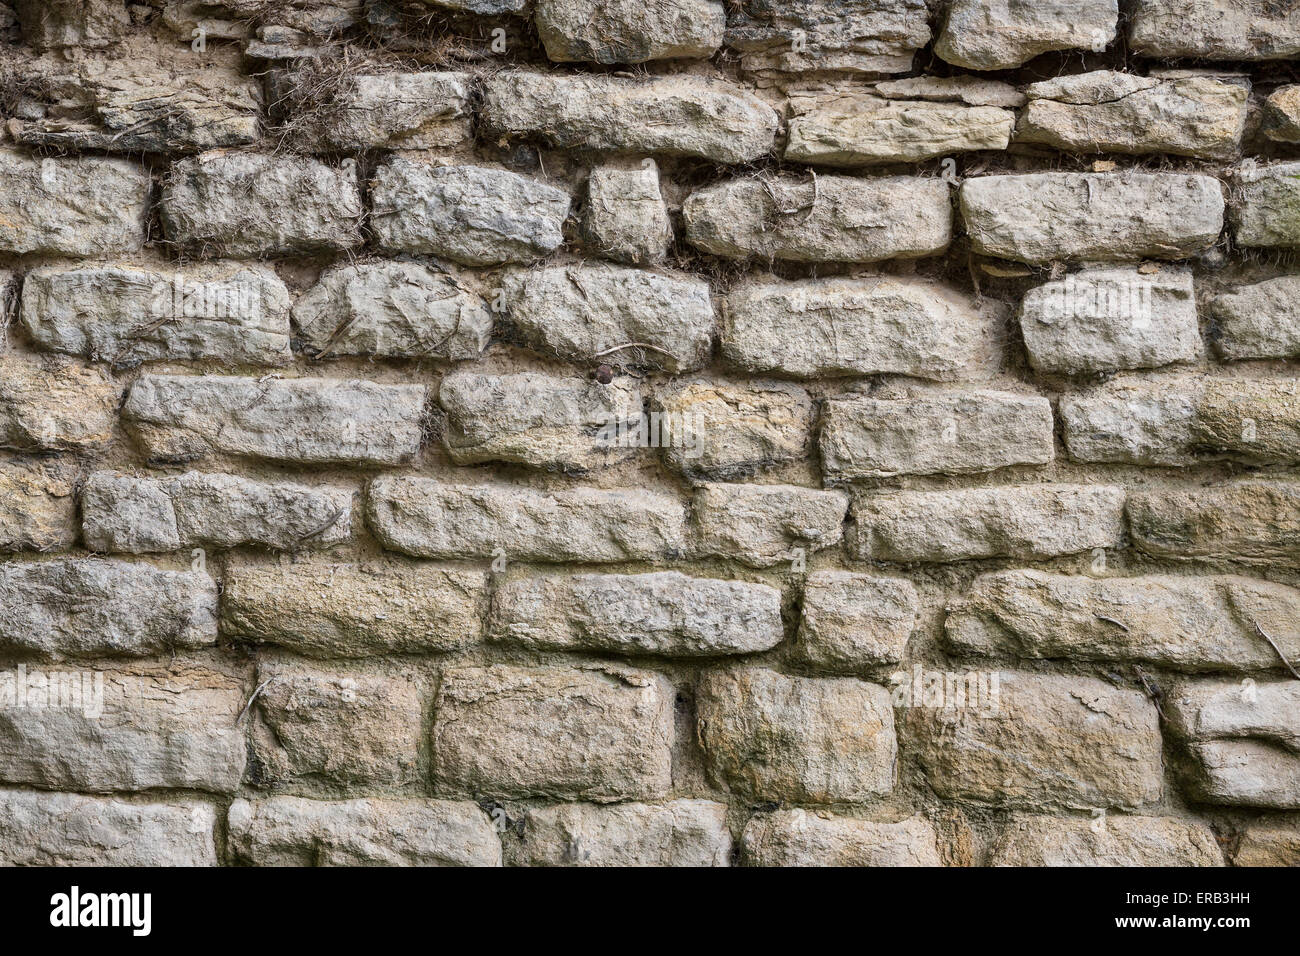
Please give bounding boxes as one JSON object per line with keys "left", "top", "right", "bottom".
{"left": 0, "top": 0, "right": 1297, "bottom": 867}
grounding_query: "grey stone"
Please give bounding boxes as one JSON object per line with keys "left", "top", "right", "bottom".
{"left": 820, "top": 390, "right": 1055, "bottom": 480}
{"left": 0, "top": 148, "right": 148, "bottom": 256}
{"left": 228, "top": 796, "right": 501, "bottom": 866}
{"left": 502, "top": 262, "right": 713, "bottom": 372}
{"left": 1127, "top": 481, "right": 1300, "bottom": 565}
{"left": 852, "top": 485, "right": 1125, "bottom": 563}
{"left": 743, "top": 811, "right": 941, "bottom": 866}
{"left": 0, "top": 664, "right": 247, "bottom": 793}
{"left": 696, "top": 668, "right": 896, "bottom": 802}
{"left": 947, "top": 570, "right": 1300, "bottom": 672}
{"left": 873, "top": 75, "right": 1025, "bottom": 108}
{"left": 535, "top": 0, "right": 725, "bottom": 63}
{"left": 0, "top": 558, "right": 217, "bottom": 660}
{"left": 936, "top": 0, "right": 1118, "bottom": 70}
{"left": 722, "top": 276, "right": 998, "bottom": 381}
{"left": 434, "top": 664, "right": 674, "bottom": 802}
{"left": 907, "top": 670, "right": 1163, "bottom": 810}
{"left": 684, "top": 174, "right": 952, "bottom": 263}
{"left": 795, "top": 571, "right": 917, "bottom": 671}
{"left": 1212, "top": 275, "right": 1300, "bottom": 361}
{"left": 989, "top": 813, "right": 1222, "bottom": 866}
{"left": 292, "top": 261, "right": 491, "bottom": 361}
{"left": 508, "top": 800, "right": 731, "bottom": 866}
{"left": 481, "top": 71, "right": 778, "bottom": 164}
{"left": 0, "top": 790, "right": 218, "bottom": 866}
{"left": 1016, "top": 71, "right": 1248, "bottom": 160}
{"left": 284, "top": 71, "right": 471, "bottom": 150}
{"left": 416, "top": 0, "right": 528, "bottom": 12}
{"left": 961, "top": 172, "right": 1225, "bottom": 264}
{"left": 122, "top": 374, "right": 428, "bottom": 466}
{"left": 370, "top": 160, "right": 570, "bottom": 266}
{"left": 582, "top": 161, "right": 673, "bottom": 265}
{"left": 223, "top": 562, "right": 487, "bottom": 658}
{"left": 81, "top": 471, "right": 352, "bottom": 554}
{"left": 1232, "top": 162, "right": 1300, "bottom": 249}
{"left": 1019, "top": 267, "right": 1201, "bottom": 374}
{"left": 21, "top": 263, "right": 291, "bottom": 366}
{"left": 0, "top": 462, "right": 76, "bottom": 554}
{"left": 161, "top": 151, "right": 363, "bottom": 257}
{"left": 0, "top": 357, "right": 118, "bottom": 452}
{"left": 367, "top": 478, "right": 688, "bottom": 564}
{"left": 692, "top": 482, "right": 848, "bottom": 569}
{"left": 12, "top": 0, "right": 129, "bottom": 49}
{"left": 1129, "top": 0, "right": 1300, "bottom": 60}
{"left": 490, "top": 571, "right": 784, "bottom": 657}
{"left": 439, "top": 370, "right": 641, "bottom": 473}
{"left": 1264, "top": 86, "right": 1300, "bottom": 143}
{"left": 785, "top": 93, "right": 1014, "bottom": 166}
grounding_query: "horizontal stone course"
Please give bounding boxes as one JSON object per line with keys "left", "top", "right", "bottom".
{"left": 743, "top": 810, "right": 941, "bottom": 866}
{"left": 1127, "top": 481, "right": 1300, "bottom": 565}
{"left": 508, "top": 800, "right": 731, "bottom": 867}
{"left": 691, "top": 482, "right": 848, "bottom": 569}
{"left": 989, "top": 813, "right": 1222, "bottom": 866}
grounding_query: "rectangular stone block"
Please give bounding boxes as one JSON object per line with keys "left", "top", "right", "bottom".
{"left": 122, "top": 374, "right": 427, "bottom": 466}
{"left": 852, "top": 485, "right": 1125, "bottom": 563}
{"left": 481, "top": 71, "right": 777, "bottom": 164}
{"left": 0, "top": 663, "right": 247, "bottom": 793}
{"left": 535, "top": 0, "right": 725, "bottom": 63}
{"left": 82, "top": 471, "right": 352, "bottom": 554}
{"left": 1019, "top": 268, "right": 1202, "bottom": 375}
{"left": 907, "top": 670, "right": 1163, "bottom": 809}
{"left": 0, "top": 461, "right": 76, "bottom": 553}
{"left": 743, "top": 810, "right": 941, "bottom": 866}
{"left": 506, "top": 800, "right": 731, "bottom": 867}
{"left": 696, "top": 668, "right": 896, "bottom": 803}
{"left": 0, "top": 356, "right": 119, "bottom": 452}
{"left": 278, "top": 70, "right": 472, "bottom": 149}
{"left": 989, "top": 813, "right": 1222, "bottom": 866}
{"left": 21, "top": 263, "right": 292, "bottom": 366}
{"left": 795, "top": 571, "right": 917, "bottom": 671}
{"left": 1265, "top": 86, "right": 1300, "bottom": 143}
{"left": 1129, "top": 0, "right": 1300, "bottom": 60}
{"left": 1212, "top": 275, "right": 1300, "bottom": 361}
{"left": 489, "top": 571, "right": 783, "bottom": 658}
{"left": 582, "top": 161, "right": 673, "bottom": 265}
{"left": 0, "top": 558, "right": 217, "bottom": 660}
{"left": 684, "top": 174, "right": 952, "bottom": 263}
{"left": 1128, "top": 481, "right": 1300, "bottom": 565}
{"left": 370, "top": 159, "right": 569, "bottom": 266}
{"left": 1232, "top": 161, "right": 1300, "bottom": 249}
{"left": 960, "top": 172, "right": 1224, "bottom": 264}
{"left": 820, "top": 390, "right": 1055, "bottom": 479}
{"left": 0, "top": 149, "right": 148, "bottom": 255}
{"left": 161, "top": 151, "right": 363, "bottom": 257}
{"left": 0, "top": 790, "right": 218, "bottom": 866}
{"left": 937, "top": 0, "right": 1117, "bottom": 70}
{"left": 251, "top": 659, "right": 424, "bottom": 790}
{"left": 367, "top": 478, "right": 688, "bottom": 564}
{"left": 722, "top": 276, "right": 999, "bottom": 381}
{"left": 434, "top": 664, "right": 674, "bottom": 802}
{"left": 691, "top": 482, "right": 848, "bottom": 569}
{"left": 947, "top": 570, "right": 1300, "bottom": 672}
{"left": 1234, "top": 818, "right": 1300, "bottom": 866}
{"left": 223, "top": 563, "right": 487, "bottom": 658}
{"left": 228, "top": 796, "right": 500, "bottom": 866}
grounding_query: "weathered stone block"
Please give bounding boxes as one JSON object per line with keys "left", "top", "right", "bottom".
{"left": 0, "top": 664, "right": 247, "bottom": 793}
{"left": 489, "top": 571, "right": 783, "bottom": 657}
{"left": 1212, "top": 275, "right": 1300, "bottom": 361}
{"left": 960, "top": 172, "right": 1225, "bottom": 263}
{"left": 722, "top": 276, "right": 997, "bottom": 381}
{"left": 795, "top": 571, "right": 917, "bottom": 670}
{"left": 989, "top": 813, "right": 1222, "bottom": 866}
{"left": 852, "top": 485, "right": 1125, "bottom": 563}
{"left": 1019, "top": 268, "right": 1201, "bottom": 375}
{"left": 281, "top": 71, "right": 471, "bottom": 149}
{"left": 481, "top": 71, "right": 778, "bottom": 164}
{"left": 696, "top": 668, "right": 896, "bottom": 802}
{"left": 292, "top": 262, "right": 491, "bottom": 361}
{"left": 0, "top": 149, "right": 148, "bottom": 256}
{"left": 947, "top": 571, "right": 1300, "bottom": 672}
{"left": 936, "top": 0, "right": 1118, "bottom": 70}
{"left": 434, "top": 664, "right": 674, "bottom": 802}
{"left": 1234, "top": 818, "right": 1300, "bottom": 866}
{"left": 684, "top": 174, "right": 952, "bottom": 263}
{"left": 0, "top": 462, "right": 76, "bottom": 554}
{"left": 1128, "top": 481, "right": 1300, "bottom": 565}
{"left": 820, "top": 390, "right": 1055, "bottom": 480}
{"left": 691, "top": 482, "right": 848, "bottom": 568}
{"left": 507, "top": 800, "right": 731, "bottom": 866}
{"left": 122, "top": 374, "right": 427, "bottom": 466}
{"left": 223, "top": 563, "right": 487, "bottom": 658}
{"left": 0, "top": 790, "right": 218, "bottom": 866}
{"left": 743, "top": 810, "right": 941, "bottom": 866}
{"left": 502, "top": 262, "right": 713, "bottom": 372}
{"left": 370, "top": 160, "right": 570, "bottom": 266}
{"left": 21, "top": 263, "right": 292, "bottom": 367}
{"left": 367, "top": 478, "right": 688, "bottom": 563}
{"left": 161, "top": 152, "right": 363, "bottom": 257}
{"left": 13, "top": 0, "right": 130, "bottom": 49}
{"left": 1129, "top": 0, "right": 1300, "bottom": 60}
{"left": 1232, "top": 162, "right": 1300, "bottom": 249}
{"left": 1264, "top": 86, "right": 1300, "bottom": 143}
{"left": 228, "top": 796, "right": 501, "bottom": 866}
{"left": 907, "top": 670, "right": 1163, "bottom": 809}
{"left": 534, "top": 0, "right": 725, "bottom": 63}
{"left": 0, "top": 357, "right": 118, "bottom": 452}
{"left": 582, "top": 161, "right": 673, "bottom": 265}
{"left": 0, "top": 558, "right": 217, "bottom": 660}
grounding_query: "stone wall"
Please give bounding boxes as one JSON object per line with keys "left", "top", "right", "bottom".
{"left": 0, "top": 0, "right": 1298, "bottom": 866}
